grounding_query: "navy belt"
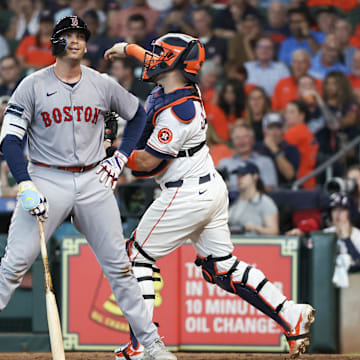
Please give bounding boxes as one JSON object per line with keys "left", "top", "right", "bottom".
{"left": 177, "top": 141, "right": 206, "bottom": 157}
{"left": 165, "top": 173, "right": 211, "bottom": 188}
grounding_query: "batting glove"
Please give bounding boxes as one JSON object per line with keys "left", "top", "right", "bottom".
{"left": 18, "top": 181, "right": 49, "bottom": 222}
{"left": 97, "top": 150, "right": 127, "bottom": 189}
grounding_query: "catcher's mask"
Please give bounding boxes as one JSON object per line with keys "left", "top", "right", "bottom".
{"left": 51, "top": 16, "right": 91, "bottom": 56}
{"left": 142, "top": 33, "right": 205, "bottom": 83}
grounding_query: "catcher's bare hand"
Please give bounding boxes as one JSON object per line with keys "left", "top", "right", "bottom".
{"left": 104, "top": 42, "right": 128, "bottom": 61}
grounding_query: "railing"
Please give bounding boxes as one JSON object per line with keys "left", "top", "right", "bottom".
{"left": 292, "top": 135, "right": 360, "bottom": 190}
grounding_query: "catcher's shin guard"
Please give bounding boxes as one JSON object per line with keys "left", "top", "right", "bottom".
{"left": 195, "top": 254, "right": 291, "bottom": 332}
{"left": 126, "top": 233, "right": 160, "bottom": 319}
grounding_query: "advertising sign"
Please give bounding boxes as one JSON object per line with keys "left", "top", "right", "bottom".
{"left": 62, "top": 236, "right": 298, "bottom": 352}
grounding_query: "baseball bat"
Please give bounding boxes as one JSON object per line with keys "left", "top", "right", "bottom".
{"left": 38, "top": 219, "right": 65, "bottom": 360}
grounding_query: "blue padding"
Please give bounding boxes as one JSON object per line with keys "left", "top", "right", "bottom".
{"left": 172, "top": 99, "right": 195, "bottom": 122}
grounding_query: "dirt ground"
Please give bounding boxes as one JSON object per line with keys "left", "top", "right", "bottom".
{"left": 0, "top": 353, "right": 359, "bottom": 360}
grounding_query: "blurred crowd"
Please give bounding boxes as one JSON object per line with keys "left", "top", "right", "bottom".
{"left": 0, "top": 0, "right": 360, "bottom": 272}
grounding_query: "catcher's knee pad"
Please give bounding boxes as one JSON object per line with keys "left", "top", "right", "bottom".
{"left": 195, "top": 254, "right": 290, "bottom": 332}
{"left": 126, "top": 230, "right": 156, "bottom": 262}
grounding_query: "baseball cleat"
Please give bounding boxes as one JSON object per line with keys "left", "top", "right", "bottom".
{"left": 285, "top": 304, "right": 316, "bottom": 359}
{"left": 143, "top": 338, "right": 177, "bottom": 360}
{"left": 115, "top": 342, "right": 144, "bottom": 360}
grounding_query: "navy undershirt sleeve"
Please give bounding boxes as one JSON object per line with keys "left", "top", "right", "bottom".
{"left": 118, "top": 103, "right": 147, "bottom": 157}
{"left": 2, "top": 135, "right": 30, "bottom": 183}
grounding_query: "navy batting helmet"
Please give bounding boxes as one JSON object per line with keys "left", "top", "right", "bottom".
{"left": 51, "top": 16, "right": 91, "bottom": 56}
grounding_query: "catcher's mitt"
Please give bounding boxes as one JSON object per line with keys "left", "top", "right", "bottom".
{"left": 104, "top": 111, "right": 119, "bottom": 143}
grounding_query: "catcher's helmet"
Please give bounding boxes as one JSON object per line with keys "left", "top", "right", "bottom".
{"left": 142, "top": 33, "right": 205, "bottom": 83}
{"left": 51, "top": 16, "right": 91, "bottom": 56}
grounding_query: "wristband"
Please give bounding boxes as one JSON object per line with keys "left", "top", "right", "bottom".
{"left": 127, "top": 150, "right": 141, "bottom": 171}
{"left": 274, "top": 150, "right": 283, "bottom": 158}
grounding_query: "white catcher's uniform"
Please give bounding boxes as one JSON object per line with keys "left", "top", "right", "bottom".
{"left": 0, "top": 65, "right": 158, "bottom": 347}
{"left": 132, "top": 102, "right": 233, "bottom": 261}
{"left": 127, "top": 91, "right": 300, "bottom": 344}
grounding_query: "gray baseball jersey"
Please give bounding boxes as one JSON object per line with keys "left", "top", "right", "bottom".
{"left": 0, "top": 64, "right": 159, "bottom": 348}
{"left": 8, "top": 64, "right": 138, "bottom": 165}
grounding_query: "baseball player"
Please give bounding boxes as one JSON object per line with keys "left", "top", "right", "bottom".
{"left": 0, "top": 16, "right": 176, "bottom": 360}
{"left": 104, "top": 34, "right": 316, "bottom": 360}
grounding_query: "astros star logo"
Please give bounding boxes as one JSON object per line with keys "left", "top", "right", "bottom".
{"left": 158, "top": 128, "right": 173, "bottom": 144}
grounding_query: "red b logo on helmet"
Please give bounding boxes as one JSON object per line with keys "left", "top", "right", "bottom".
{"left": 71, "top": 17, "right": 78, "bottom": 26}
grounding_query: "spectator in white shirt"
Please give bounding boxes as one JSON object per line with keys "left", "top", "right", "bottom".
{"left": 244, "top": 35, "right": 290, "bottom": 96}
{"left": 228, "top": 161, "right": 279, "bottom": 235}
{"left": 217, "top": 123, "right": 278, "bottom": 193}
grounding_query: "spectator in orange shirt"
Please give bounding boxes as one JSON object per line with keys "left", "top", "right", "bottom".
{"left": 199, "top": 60, "right": 228, "bottom": 141}
{"left": 204, "top": 102, "right": 230, "bottom": 142}
{"left": 203, "top": 78, "right": 245, "bottom": 143}
{"left": 244, "top": 86, "right": 271, "bottom": 142}
{"left": 15, "top": 11, "right": 55, "bottom": 71}
{"left": 284, "top": 100, "right": 318, "bottom": 189}
{"left": 206, "top": 122, "right": 234, "bottom": 167}
{"left": 272, "top": 49, "right": 322, "bottom": 111}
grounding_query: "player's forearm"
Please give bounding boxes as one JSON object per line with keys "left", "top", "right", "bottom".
{"left": 127, "top": 149, "right": 162, "bottom": 171}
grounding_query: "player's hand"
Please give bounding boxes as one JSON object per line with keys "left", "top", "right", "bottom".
{"left": 104, "top": 42, "right": 129, "bottom": 61}
{"left": 96, "top": 150, "right": 127, "bottom": 189}
{"left": 18, "top": 181, "right": 48, "bottom": 222}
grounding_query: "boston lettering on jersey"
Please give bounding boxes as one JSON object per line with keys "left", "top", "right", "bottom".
{"left": 40, "top": 106, "right": 101, "bottom": 127}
